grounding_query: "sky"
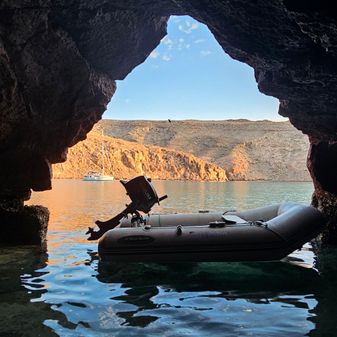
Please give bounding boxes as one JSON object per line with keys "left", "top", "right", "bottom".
{"left": 104, "top": 15, "right": 285, "bottom": 121}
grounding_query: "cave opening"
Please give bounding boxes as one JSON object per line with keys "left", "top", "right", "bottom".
{"left": 88, "top": 15, "right": 311, "bottom": 182}
{"left": 49, "top": 15, "right": 312, "bottom": 183}
{"left": 3, "top": 2, "right": 335, "bottom": 245}
{"left": 105, "top": 15, "right": 280, "bottom": 121}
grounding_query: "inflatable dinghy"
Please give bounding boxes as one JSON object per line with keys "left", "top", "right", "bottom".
{"left": 98, "top": 202, "right": 325, "bottom": 262}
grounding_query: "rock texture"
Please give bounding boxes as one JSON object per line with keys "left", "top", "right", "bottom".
{"left": 98, "top": 119, "right": 310, "bottom": 181}
{"left": 53, "top": 130, "right": 227, "bottom": 181}
{"left": 0, "top": 205, "right": 49, "bottom": 246}
{"left": 2, "top": 1, "right": 337, "bottom": 242}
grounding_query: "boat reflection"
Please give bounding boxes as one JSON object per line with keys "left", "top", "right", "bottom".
{"left": 97, "top": 259, "right": 320, "bottom": 293}
{"left": 96, "top": 258, "right": 321, "bottom": 328}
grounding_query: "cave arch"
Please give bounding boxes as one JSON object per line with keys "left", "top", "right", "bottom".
{"left": 1, "top": 1, "right": 337, "bottom": 242}
{"left": 106, "top": 15, "right": 279, "bottom": 121}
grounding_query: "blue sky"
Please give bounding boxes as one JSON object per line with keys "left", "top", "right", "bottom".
{"left": 104, "top": 15, "right": 284, "bottom": 121}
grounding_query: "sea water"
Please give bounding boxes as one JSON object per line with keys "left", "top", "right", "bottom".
{"left": 1, "top": 180, "right": 337, "bottom": 336}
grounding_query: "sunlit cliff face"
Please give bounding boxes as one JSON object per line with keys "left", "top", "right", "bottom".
{"left": 1, "top": 1, "right": 337, "bottom": 242}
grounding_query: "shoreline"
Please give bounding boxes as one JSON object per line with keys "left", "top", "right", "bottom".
{"left": 51, "top": 177, "right": 313, "bottom": 183}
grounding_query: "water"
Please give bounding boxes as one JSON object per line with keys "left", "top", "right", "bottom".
{"left": 1, "top": 180, "right": 337, "bottom": 336}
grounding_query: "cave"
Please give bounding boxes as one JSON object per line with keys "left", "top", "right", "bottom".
{"left": 1, "top": 0, "right": 337, "bottom": 244}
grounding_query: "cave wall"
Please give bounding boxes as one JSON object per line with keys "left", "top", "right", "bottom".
{"left": 0, "top": 0, "right": 168, "bottom": 206}
{"left": 1, "top": 0, "right": 337, "bottom": 242}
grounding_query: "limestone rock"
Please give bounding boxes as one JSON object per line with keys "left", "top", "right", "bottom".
{"left": 53, "top": 131, "right": 227, "bottom": 181}
{"left": 98, "top": 120, "right": 310, "bottom": 181}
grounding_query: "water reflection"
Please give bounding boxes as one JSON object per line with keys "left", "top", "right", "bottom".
{"left": 112, "top": 286, "right": 160, "bottom": 327}
{"left": 0, "top": 246, "right": 75, "bottom": 336}
{"left": 97, "top": 260, "right": 320, "bottom": 293}
{"left": 8, "top": 179, "right": 337, "bottom": 336}
{"left": 154, "top": 180, "right": 314, "bottom": 213}
{"left": 95, "top": 260, "right": 320, "bottom": 335}
{"left": 308, "top": 248, "right": 337, "bottom": 337}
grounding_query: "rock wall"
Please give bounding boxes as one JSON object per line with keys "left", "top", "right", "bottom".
{"left": 53, "top": 131, "right": 227, "bottom": 181}
{"left": 98, "top": 119, "right": 310, "bottom": 181}
{"left": 1, "top": 1, "right": 337, "bottom": 242}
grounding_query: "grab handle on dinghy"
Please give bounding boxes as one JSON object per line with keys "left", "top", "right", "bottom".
{"left": 86, "top": 175, "right": 167, "bottom": 240}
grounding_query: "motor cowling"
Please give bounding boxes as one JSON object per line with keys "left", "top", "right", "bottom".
{"left": 121, "top": 176, "right": 167, "bottom": 213}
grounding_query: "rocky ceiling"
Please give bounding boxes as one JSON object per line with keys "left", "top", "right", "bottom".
{"left": 1, "top": 0, "right": 337, "bottom": 242}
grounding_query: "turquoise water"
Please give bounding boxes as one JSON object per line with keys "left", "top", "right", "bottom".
{"left": 1, "top": 180, "right": 337, "bottom": 336}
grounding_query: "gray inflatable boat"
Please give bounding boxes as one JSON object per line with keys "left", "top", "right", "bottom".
{"left": 98, "top": 203, "right": 325, "bottom": 262}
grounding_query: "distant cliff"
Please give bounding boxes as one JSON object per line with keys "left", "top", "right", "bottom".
{"left": 53, "top": 131, "right": 227, "bottom": 181}
{"left": 53, "top": 119, "right": 310, "bottom": 181}
{"left": 97, "top": 119, "right": 311, "bottom": 181}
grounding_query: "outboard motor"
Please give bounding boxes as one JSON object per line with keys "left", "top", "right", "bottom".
{"left": 86, "top": 175, "right": 167, "bottom": 240}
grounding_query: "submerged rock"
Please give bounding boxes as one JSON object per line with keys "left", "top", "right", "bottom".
{"left": 0, "top": 205, "right": 49, "bottom": 247}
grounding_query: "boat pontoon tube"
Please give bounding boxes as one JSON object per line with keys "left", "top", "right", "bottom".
{"left": 98, "top": 203, "right": 325, "bottom": 262}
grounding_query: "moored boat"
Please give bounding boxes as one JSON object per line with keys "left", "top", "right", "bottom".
{"left": 83, "top": 130, "right": 114, "bottom": 181}
{"left": 83, "top": 171, "right": 114, "bottom": 181}
{"left": 98, "top": 202, "right": 325, "bottom": 262}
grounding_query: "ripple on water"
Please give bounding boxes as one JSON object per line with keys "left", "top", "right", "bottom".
{"left": 3, "top": 180, "right": 335, "bottom": 337}
{"left": 24, "top": 258, "right": 319, "bottom": 336}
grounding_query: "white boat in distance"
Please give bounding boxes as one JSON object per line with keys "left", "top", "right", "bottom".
{"left": 83, "top": 130, "right": 114, "bottom": 181}
{"left": 83, "top": 171, "right": 114, "bottom": 181}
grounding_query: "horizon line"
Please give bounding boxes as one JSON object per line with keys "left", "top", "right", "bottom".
{"left": 101, "top": 117, "right": 289, "bottom": 122}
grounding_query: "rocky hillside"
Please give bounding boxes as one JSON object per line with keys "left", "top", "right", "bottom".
{"left": 53, "top": 131, "right": 227, "bottom": 181}
{"left": 97, "top": 119, "right": 311, "bottom": 181}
